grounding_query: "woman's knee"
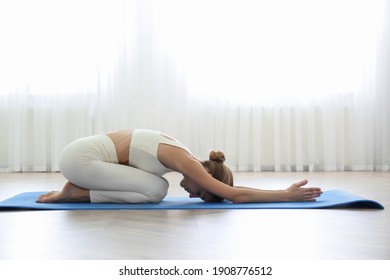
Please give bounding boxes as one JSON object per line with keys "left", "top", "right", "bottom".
{"left": 147, "top": 176, "right": 169, "bottom": 202}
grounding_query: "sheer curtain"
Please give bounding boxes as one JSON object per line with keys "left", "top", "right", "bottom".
{"left": 0, "top": 0, "right": 389, "bottom": 172}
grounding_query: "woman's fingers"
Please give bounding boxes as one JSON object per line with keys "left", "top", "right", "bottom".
{"left": 295, "top": 179, "right": 309, "bottom": 187}
{"left": 288, "top": 179, "right": 309, "bottom": 191}
{"left": 304, "top": 188, "right": 323, "bottom": 201}
{"left": 286, "top": 180, "right": 324, "bottom": 201}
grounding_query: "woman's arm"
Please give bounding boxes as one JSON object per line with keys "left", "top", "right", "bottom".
{"left": 167, "top": 149, "right": 322, "bottom": 203}
{"left": 232, "top": 180, "right": 322, "bottom": 203}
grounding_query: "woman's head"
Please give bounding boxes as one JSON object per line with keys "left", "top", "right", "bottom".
{"left": 180, "top": 150, "right": 234, "bottom": 202}
{"left": 200, "top": 150, "right": 234, "bottom": 202}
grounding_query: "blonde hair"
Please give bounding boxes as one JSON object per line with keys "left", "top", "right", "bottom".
{"left": 201, "top": 150, "right": 234, "bottom": 202}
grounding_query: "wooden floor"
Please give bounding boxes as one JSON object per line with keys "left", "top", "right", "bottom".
{"left": 0, "top": 171, "right": 389, "bottom": 260}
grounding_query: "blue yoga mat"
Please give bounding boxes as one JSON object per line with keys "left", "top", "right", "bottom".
{"left": 0, "top": 190, "right": 384, "bottom": 210}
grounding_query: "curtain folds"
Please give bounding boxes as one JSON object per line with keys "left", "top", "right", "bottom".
{"left": 0, "top": 0, "right": 389, "bottom": 172}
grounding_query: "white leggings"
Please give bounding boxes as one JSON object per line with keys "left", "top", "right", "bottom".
{"left": 59, "top": 135, "right": 169, "bottom": 203}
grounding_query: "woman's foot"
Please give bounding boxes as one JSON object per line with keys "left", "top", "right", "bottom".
{"left": 36, "top": 182, "right": 90, "bottom": 203}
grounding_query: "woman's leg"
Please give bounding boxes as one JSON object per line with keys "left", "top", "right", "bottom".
{"left": 88, "top": 163, "right": 169, "bottom": 203}
{"left": 37, "top": 166, "right": 169, "bottom": 203}
{"left": 37, "top": 162, "right": 169, "bottom": 203}
{"left": 37, "top": 135, "right": 169, "bottom": 203}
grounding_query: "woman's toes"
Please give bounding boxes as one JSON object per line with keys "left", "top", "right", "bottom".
{"left": 36, "top": 191, "right": 59, "bottom": 203}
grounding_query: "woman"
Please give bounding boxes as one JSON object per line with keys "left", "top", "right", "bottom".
{"left": 37, "top": 129, "right": 322, "bottom": 204}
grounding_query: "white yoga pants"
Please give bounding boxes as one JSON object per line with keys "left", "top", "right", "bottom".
{"left": 59, "top": 135, "right": 169, "bottom": 203}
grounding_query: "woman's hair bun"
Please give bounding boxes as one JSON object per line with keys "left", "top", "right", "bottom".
{"left": 209, "top": 150, "right": 225, "bottom": 163}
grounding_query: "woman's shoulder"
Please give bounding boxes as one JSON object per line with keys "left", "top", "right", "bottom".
{"left": 157, "top": 143, "right": 198, "bottom": 171}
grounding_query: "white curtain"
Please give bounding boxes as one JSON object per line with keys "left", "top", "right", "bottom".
{"left": 0, "top": 0, "right": 389, "bottom": 172}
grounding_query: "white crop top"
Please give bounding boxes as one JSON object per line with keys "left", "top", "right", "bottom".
{"left": 128, "top": 129, "right": 191, "bottom": 176}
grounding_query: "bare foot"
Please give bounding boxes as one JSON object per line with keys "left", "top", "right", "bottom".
{"left": 36, "top": 182, "right": 90, "bottom": 203}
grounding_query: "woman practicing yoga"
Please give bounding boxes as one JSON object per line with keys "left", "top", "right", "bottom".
{"left": 37, "top": 129, "right": 322, "bottom": 204}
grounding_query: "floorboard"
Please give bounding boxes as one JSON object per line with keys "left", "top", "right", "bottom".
{"left": 0, "top": 171, "right": 389, "bottom": 260}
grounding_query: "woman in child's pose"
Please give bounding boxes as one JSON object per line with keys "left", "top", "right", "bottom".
{"left": 37, "top": 129, "right": 322, "bottom": 204}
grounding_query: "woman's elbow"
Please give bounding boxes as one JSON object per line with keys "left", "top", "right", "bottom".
{"left": 228, "top": 195, "right": 245, "bottom": 204}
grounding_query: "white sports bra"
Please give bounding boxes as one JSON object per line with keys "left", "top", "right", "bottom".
{"left": 128, "top": 129, "right": 191, "bottom": 176}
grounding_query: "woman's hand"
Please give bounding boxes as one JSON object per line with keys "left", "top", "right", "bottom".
{"left": 285, "top": 179, "right": 323, "bottom": 202}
